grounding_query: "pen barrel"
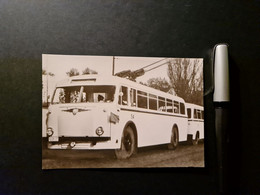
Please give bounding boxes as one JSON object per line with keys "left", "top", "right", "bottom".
{"left": 215, "top": 106, "right": 229, "bottom": 193}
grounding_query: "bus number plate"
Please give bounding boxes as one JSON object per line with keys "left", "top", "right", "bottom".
{"left": 48, "top": 136, "right": 58, "bottom": 142}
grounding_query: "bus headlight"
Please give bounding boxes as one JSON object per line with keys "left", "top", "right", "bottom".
{"left": 70, "top": 142, "right": 76, "bottom": 147}
{"left": 96, "top": 127, "right": 104, "bottom": 136}
{"left": 73, "top": 108, "right": 78, "bottom": 115}
{"left": 47, "top": 127, "right": 54, "bottom": 137}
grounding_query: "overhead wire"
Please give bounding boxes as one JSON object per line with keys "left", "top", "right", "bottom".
{"left": 145, "top": 61, "right": 169, "bottom": 73}
{"left": 141, "top": 58, "right": 167, "bottom": 70}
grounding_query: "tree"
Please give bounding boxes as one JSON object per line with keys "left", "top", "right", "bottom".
{"left": 82, "top": 67, "right": 98, "bottom": 75}
{"left": 42, "top": 69, "right": 47, "bottom": 75}
{"left": 42, "top": 69, "right": 55, "bottom": 104}
{"left": 42, "top": 69, "right": 54, "bottom": 76}
{"left": 66, "top": 68, "right": 79, "bottom": 77}
{"left": 49, "top": 72, "right": 55, "bottom": 76}
{"left": 167, "top": 58, "right": 203, "bottom": 105}
{"left": 139, "top": 81, "right": 147, "bottom": 86}
{"left": 145, "top": 77, "right": 172, "bottom": 93}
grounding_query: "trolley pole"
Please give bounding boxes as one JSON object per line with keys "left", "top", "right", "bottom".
{"left": 46, "top": 71, "right": 48, "bottom": 104}
{"left": 112, "top": 56, "right": 115, "bottom": 76}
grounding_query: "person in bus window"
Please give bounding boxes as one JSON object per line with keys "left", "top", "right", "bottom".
{"left": 98, "top": 94, "right": 104, "bottom": 102}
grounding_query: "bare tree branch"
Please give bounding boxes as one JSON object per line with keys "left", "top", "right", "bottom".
{"left": 167, "top": 58, "right": 203, "bottom": 105}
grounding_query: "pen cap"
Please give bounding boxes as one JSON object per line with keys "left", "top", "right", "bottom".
{"left": 213, "top": 44, "right": 230, "bottom": 102}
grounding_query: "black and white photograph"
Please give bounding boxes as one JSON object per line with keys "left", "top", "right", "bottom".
{"left": 1, "top": 0, "right": 259, "bottom": 193}
{"left": 42, "top": 55, "right": 204, "bottom": 169}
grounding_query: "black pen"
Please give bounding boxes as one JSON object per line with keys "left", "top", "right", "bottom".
{"left": 213, "top": 44, "right": 230, "bottom": 193}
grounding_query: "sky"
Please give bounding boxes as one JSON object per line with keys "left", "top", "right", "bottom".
{"left": 42, "top": 54, "right": 202, "bottom": 99}
{"left": 42, "top": 54, "right": 170, "bottom": 82}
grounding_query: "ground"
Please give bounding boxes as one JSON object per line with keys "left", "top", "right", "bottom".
{"left": 42, "top": 142, "right": 204, "bottom": 169}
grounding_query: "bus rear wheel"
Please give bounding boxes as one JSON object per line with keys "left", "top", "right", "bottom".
{"left": 192, "top": 132, "right": 200, "bottom": 145}
{"left": 168, "top": 126, "right": 179, "bottom": 150}
{"left": 115, "top": 126, "right": 136, "bottom": 159}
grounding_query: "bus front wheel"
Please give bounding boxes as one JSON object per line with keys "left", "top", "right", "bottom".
{"left": 168, "top": 126, "right": 179, "bottom": 150}
{"left": 115, "top": 126, "right": 136, "bottom": 159}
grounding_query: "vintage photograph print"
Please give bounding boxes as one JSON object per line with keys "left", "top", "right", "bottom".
{"left": 42, "top": 55, "right": 204, "bottom": 169}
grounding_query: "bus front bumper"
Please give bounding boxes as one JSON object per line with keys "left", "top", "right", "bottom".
{"left": 47, "top": 137, "right": 119, "bottom": 150}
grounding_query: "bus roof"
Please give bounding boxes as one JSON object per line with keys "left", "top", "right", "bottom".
{"left": 185, "top": 103, "right": 204, "bottom": 110}
{"left": 56, "top": 74, "right": 185, "bottom": 102}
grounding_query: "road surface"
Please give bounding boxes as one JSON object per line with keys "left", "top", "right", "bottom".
{"left": 42, "top": 142, "right": 204, "bottom": 169}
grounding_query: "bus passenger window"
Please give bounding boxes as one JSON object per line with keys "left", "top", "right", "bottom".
{"left": 201, "top": 111, "right": 204, "bottom": 119}
{"left": 149, "top": 94, "right": 157, "bottom": 110}
{"left": 166, "top": 99, "right": 173, "bottom": 113}
{"left": 97, "top": 94, "right": 105, "bottom": 102}
{"left": 197, "top": 110, "right": 201, "bottom": 119}
{"left": 53, "top": 88, "right": 65, "bottom": 103}
{"left": 174, "top": 101, "right": 179, "bottom": 113}
{"left": 118, "top": 86, "right": 128, "bottom": 105}
{"left": 158, "top": 96, "right": 166, "bottom": 111}
{"left": 53, "top": 85, "right": 115, "bottom": 104}
{"left": 187, "top": 108, "right": 191, "bottom": 118}
{"left": 53, "top": 87, "right": 82, "bottom": 104}
{"left": 194, "top": 109, "right": 197, "bottom": 119}
{"left": 81, "top": 92, "right": 86, "bottom": 102}
{"left": 130, "top": 88, "right": 136, "bottom": 107}
{"left": 137, "top": 90, "right": 147, "bottom": 109}
{"left": 180, "top": 103, "right": 185, "bottom": 114}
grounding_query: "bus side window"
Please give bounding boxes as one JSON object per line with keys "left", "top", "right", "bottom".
{"left": 180, "top": 103, "right": 185, "bottom": 115}
{"left": 149, "top": 94, "right": 157, "bottom": 110}
{"left": 174, "top": 101, "right": 179, "bottom": 113}
{"left": 197, "top": 110, "right": 201, "bottom": 119}
{"left": 82, "top": 92, "right": 87, "bottom": 102}
{"left": 187, "top": 108, "right": 191, "bottom": 118}
{"left": 130, "top": 88, "right": 136, "bottom": 107}
{"left": 158, "top": 96, "right": 166, "bottom": 112}
{"left": 194, "top": 109, "right": 197, "bottom": 119}
{"left": 166, "top": 99, "right": 173, "bottom": 113}
{"left": 201, "top": 110, "right": 204, "bottom": 119}
{"left": 55, "top": 88, "right": 65, "bottom": 103}
{"left": 118, "top": 86, "right": 128, "bottom": 105}
{"left": 137, "top": 90, "right": 148, "bottom": 109}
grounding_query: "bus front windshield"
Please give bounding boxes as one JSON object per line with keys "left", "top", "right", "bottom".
{"left": 52, "top": 85, "right": 116, "bottom": 104}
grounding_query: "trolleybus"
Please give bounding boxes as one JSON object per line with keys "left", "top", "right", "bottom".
{"left": 46, "top": 75, "right": 188, "bottom": 159}
{"left": 186, "top": 103, "right": 204, "bottom": 145}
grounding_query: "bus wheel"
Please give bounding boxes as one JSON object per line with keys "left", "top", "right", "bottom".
{"left": 115, "top": 126, "right": 136, "bottom": 159}
{"left": 168, "top": 126, "right": 179, "bottom": 150}
{"left": 193, "top": 132, "right": 199, "bottom": 145}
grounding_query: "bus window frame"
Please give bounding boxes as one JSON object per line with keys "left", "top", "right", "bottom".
{"left": 194, "top": 109, "right": 197, "bottom": 119}
{"left": 180, "top": 102, "right": 185, "bottom": 115}
{"left": 197, "top": 109, "right": 201, "bottom": 119}
{"left": 174, "top": 101, "right": 180, "bottom": 114}
{"left": 130, "top": 88, "right": 137, "bottom": 107}
{"left": 148, "top": 93, "right": 158, "bottom": 110}
{"left": 158, "top": 96, "right": 166, "bottom": 112}
{"left": 187, "top": 108, "right": 192, "bottom": 118}
{"left": 201, "top": 110, "right": 204, "bottom": 119}
{"left": 118, "top": 86, "right": 128, "bottom": 106}
{"left": 137, "top": 90, "right": 148, "bottom": 109}
{"left": 166, "top": 98, "right": 173, "bottom": 113}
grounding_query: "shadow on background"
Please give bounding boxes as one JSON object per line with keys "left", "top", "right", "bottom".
{"left": 227, "top": 55, "right": 242, "bottom": 193}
